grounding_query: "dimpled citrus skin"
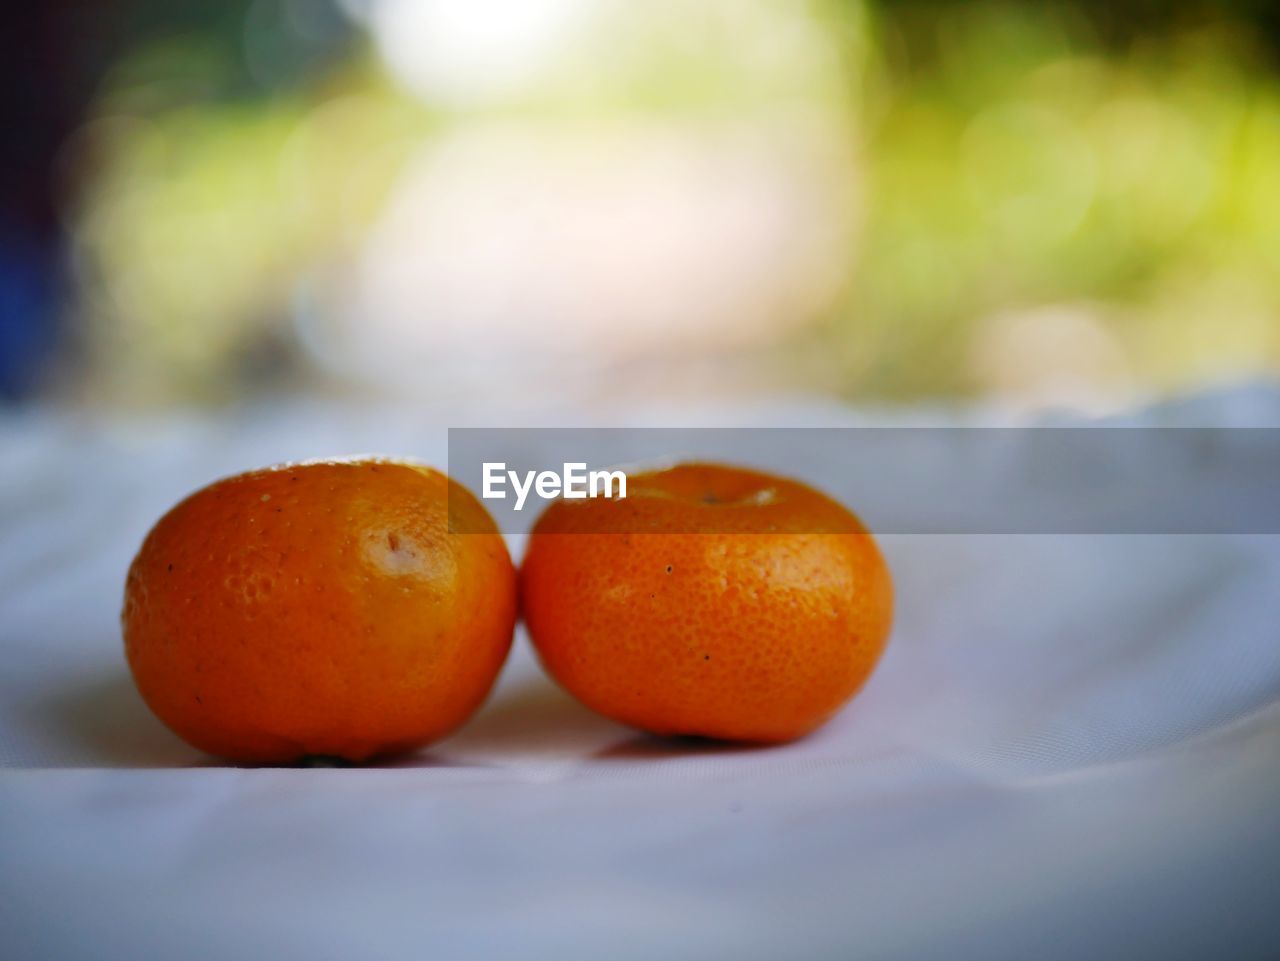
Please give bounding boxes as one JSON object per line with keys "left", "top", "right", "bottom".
{"left": 520, "top": 463, "right": 893, "bottom": 743}
{"left": 123, "top": 461, "right": 516, "bottom": 764}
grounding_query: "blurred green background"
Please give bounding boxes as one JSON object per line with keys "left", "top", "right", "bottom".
{"left": 6, "top": 0, "right": 1279, "bottom": 413}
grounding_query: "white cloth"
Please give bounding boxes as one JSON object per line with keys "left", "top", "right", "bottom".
{"left": 2, "top": 387, "right": 1279, "bottom": 960}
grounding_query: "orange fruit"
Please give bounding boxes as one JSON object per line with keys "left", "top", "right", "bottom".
{"left": 520, "top": 463, "right": 893, "bottom": 743}
{"left": 123, "top": 460, "right": 516, "bottom": 764}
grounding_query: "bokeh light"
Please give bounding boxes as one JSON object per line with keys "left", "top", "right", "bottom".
{"left": 21, "top": 0, "right": 1280, "bottom": 410}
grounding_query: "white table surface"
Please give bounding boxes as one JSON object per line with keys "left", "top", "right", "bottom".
{"left": 2, "top": 386, "right": 1279, "bottom": 960}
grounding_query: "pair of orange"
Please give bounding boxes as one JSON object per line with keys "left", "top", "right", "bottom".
{"left": 123, "top": 459, "right": 893, "bottom": 764}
